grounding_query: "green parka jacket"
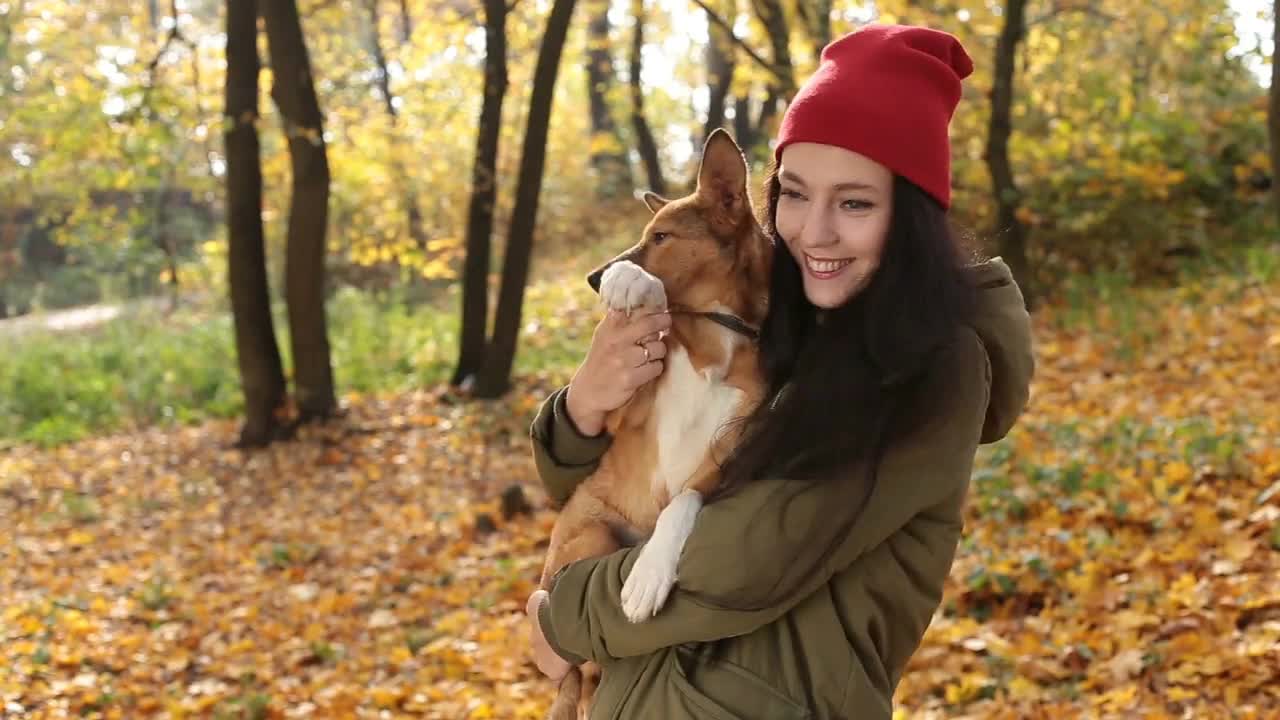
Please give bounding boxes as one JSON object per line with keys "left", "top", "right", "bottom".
{"left": 529, "top": 258, "right": 1034, "bottom": 719}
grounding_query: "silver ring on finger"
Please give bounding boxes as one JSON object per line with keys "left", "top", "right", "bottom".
{"left": 642, "top": 344, "right": 651, "bottom": 364}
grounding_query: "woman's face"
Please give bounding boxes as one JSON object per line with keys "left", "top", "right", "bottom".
{"left": 775, "top": 143, "right": 893, "bottom": 309}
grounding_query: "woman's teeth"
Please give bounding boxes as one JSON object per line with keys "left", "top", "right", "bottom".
{"left": 805, "top": 255, "right": 853, "bottom": 275}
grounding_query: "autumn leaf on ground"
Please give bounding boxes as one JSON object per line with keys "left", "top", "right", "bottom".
{"left": 3, "top": 273, "right": 1280, "bottom": 718}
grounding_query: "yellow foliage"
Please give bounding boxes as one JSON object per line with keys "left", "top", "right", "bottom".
{"left": 420, "top": 257, "right": 456, "bottom": 280}
{"left": 587, "top": 132, "right": 625, "bottom": 156}
{"left": 427, "top": 237, "right": 461, "bottom": 253}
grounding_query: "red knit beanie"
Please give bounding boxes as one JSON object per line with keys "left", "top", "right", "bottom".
{"left": 774, "top": 24, "right": 974, "bottom": 209}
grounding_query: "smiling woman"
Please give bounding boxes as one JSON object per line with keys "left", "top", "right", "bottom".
{"left": 528, "top": 23, "right": 1036, "bottom": 720}
{"left": 773, "top": 144, "right": 894, "bottom": 308}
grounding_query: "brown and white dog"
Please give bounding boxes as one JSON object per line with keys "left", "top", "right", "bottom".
{"left": 538, "top": 129, "right": 771, "bottom": 720}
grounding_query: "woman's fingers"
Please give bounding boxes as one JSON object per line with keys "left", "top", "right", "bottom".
{"left": 636, "top": 325, "right": 673, "bottom": 345}
{"left": 526, "top": 590, "right": 548, "bottom": 617}
{"left": 632, "top": 356, "right": 665, "bottom": 386}
{"left": 622, "top": 339, "right": 668, "bottom": 373}
{"left": 640, "top": 339, "right": 667, "bottom": 363}
{"left": 574, "top": 308, "right": 670, "bottom": 418}
{"left": 615, "top": 311, "right": 671, "bottom": 347}
{"left": 526, "top": 590, "right": 571, "bottom": 680}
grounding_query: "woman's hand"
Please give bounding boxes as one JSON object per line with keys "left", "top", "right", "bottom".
{"left": 527, "top": 590, "right": 572, "bottom": 681}
{"left": 565, "top": 309, "right": 671, "bottom": 436}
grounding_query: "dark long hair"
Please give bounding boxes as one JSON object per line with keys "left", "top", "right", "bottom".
{"left": 707, "top": 167, "right": 979, "bottom": 608}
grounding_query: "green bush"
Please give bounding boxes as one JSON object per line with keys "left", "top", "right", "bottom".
{"left": 0, "top": 279, "right": 597, "bottom": 447}
{"left": 0, "top": 306, "right": 241, "bottom": 445}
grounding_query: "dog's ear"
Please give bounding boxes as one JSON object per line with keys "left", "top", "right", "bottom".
{"left": 640, "top": 191, "right": 669, "bottom": 214}
{"left": 696, "top": 129, "right": 749, "bottom": 233}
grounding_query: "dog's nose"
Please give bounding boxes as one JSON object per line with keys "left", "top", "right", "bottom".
{"left": 587, "top": 268, "right": 604, "bottom": 293}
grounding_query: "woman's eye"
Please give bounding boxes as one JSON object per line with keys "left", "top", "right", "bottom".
{"left": 780, "top": 188, "right": 806, "bottom": 200}
{"left": 652, "top": 231, "right": 670, "bottom": 244}
{"left": 841, "top": 199, "right": 873, "bottom": 211}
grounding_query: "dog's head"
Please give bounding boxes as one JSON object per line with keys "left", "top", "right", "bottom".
{"left": 587, "top": 129, "right": 771, "bottom": 323}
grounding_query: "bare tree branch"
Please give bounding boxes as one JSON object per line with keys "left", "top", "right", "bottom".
{"left": 687, "top": 0, "right": 788, "bottom": 85}
{"left": 1027, "top": 1, "right": 1116, "bottom": 28}
{"left": 129, "top": 0, "right": 199, "bottom": 121}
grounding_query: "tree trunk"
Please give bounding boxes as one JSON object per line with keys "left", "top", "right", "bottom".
{"left": 702, "top": 0, "right": 736, "bottom": 144}
{"left": 754, "top": 87, "right": 782, "bottom": 152}
{"left": 733, "top": 93, "right": 754, "bottom": 152}
{"left": 262, "top": 0, "right": 337, "bottom": 421}
{"left": 474, "top": 0, "right": 579, "bottom": 398}
{"left": 1271, "top": 0, "right": 1280, "bottom": 226}
{"left": 814, "top": 0, "right": 831, "bottom": 49}
{"left": 151, "top": 174, "right": 181, "bottom": 312}
{"left": 983, "top": 0, "right": 1033, "bottom": 309}
{"left": 630, "top": 0, "right": 666, "bottom": 195}
{"left": 366, "top": 0, "right": 428, "bottom": 252}
{"left": 793, "top": 0, "right": 830, "bottom": 53}
{"left": 585, "top": 0, "right": 631, "bottom": 197}
{"left": 398, "top": 0, "right": 413, "bottom": 43}
{"left": 0, "top": 213, "right": 11, "bottom": 319}
{"left": 751, "top": 0, "right": 793, "bottom": 91}
{"left": 225, "top": 0, "right": 287, "bottom": 447}
{"left": 452, "top": 0, "right": 509, "bottom": 388}
{"left": 748, "top": 0, "right": 792, "bottom": 161}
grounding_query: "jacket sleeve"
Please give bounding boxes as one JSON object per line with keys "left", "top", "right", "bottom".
{"left": 542, "top": 329, "right": 992, "bottom": 663}
{"left": 530, "top": 386, "right": 613, "bottom": 506}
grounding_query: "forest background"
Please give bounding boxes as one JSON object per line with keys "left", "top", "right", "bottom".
{"left": 2, "top": 0, "right": 1279, "bottom": 717}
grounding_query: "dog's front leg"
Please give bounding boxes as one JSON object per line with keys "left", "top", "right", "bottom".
{"left": 621, "top": 488, "right": 703, "bottom": 622}
{"left": 599, "top": 260, "right": 667, "bottom": 315}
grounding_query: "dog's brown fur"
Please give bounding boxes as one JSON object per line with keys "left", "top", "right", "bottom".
{"left": 538, "top": 130, "right": 771, "bottom": 720}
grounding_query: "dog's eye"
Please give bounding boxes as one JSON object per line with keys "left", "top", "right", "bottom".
{"left": 652, "top": 231, "right": 670, "bottom": 244}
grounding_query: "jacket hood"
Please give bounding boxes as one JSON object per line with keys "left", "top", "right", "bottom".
{"left": 966, "top": 257, "right": 1035, "bottom": 443}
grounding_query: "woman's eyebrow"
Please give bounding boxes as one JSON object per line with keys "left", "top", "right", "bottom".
{"left": 833, "top": 181, "right": 877, "bottom": 192}
{"left": 780, "top": 169, "right": 877, "bottom": 193}
{"left": 779, "top": 169, "right": 807, "bottom": 186}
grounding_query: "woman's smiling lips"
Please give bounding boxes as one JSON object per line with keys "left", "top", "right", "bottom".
{"left": 804, "top": 253, "right": 854, "bottom": 279}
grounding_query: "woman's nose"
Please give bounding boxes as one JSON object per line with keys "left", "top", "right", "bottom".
{"left": 799, "top": 206, "right": 836, "bottom": 249}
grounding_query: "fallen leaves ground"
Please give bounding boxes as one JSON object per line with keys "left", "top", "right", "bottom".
{"left": 0, "top": 382, "right": 561, "bottom": 720}
{"left": 899, "top": 276, "right": 1280, "bottom": 718}
{"left": 2, "top": 272, "right": 1279, "bottom": 719}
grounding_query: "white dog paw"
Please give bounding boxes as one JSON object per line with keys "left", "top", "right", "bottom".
{"left": 600, "top": 261, "right": 667, "bottom": 315}
{"left": 620, "top": 541, "right": 678, "bottom": 623}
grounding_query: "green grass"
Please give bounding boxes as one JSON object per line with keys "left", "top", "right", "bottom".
{"left": 4, "top": 241, "right": 1274, "bottom": 449}
{"left": 0, "top": 268, "right": 602, "bottom": 448}
{"left": 0, "top": 306, "right": 242, "bottom": 446}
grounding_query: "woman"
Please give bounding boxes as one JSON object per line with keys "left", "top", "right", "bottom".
{"left": 526, "top": 24, "right": 1035, "bottom": 719}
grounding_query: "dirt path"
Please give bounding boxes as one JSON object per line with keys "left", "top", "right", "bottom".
{"left": 0, "top": 297, "right": 169, "bottom": 340}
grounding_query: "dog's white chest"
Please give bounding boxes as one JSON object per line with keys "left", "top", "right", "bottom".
{"left": 652, "top": 345, "right": 743, "bottom": 499}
